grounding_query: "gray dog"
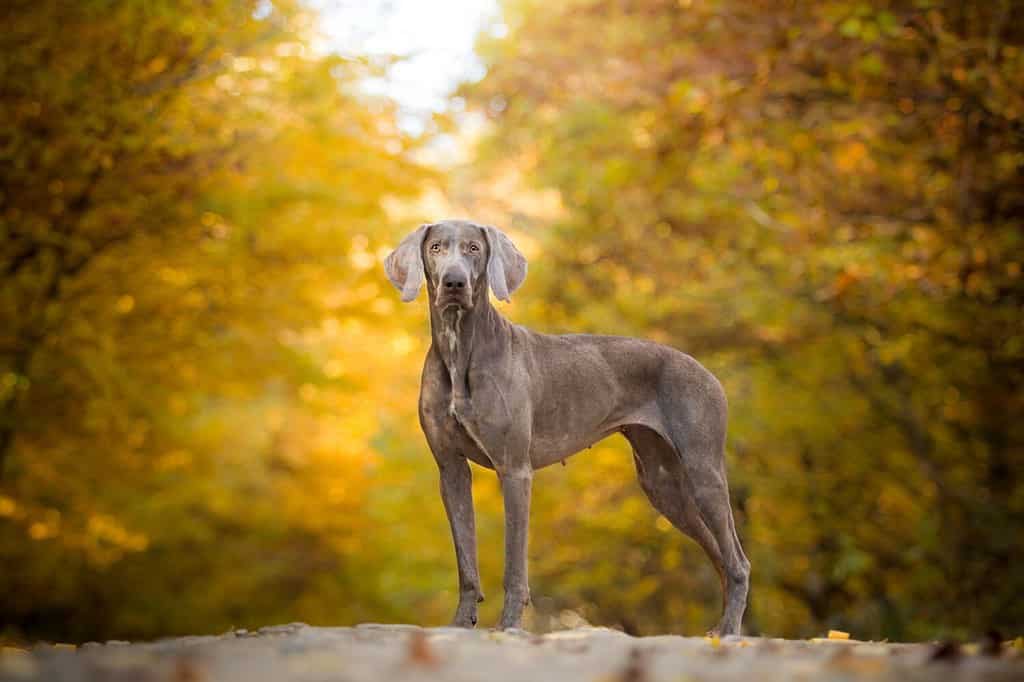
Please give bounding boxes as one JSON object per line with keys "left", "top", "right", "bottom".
{"left": 384, "top": 219, "right": 750, "bottom": 635}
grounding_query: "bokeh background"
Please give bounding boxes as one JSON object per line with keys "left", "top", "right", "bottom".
{"left": 1, "top": 0, "right": 1022, "bottom": 644}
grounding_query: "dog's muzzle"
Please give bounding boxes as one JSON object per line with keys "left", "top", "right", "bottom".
{"left": 437, "top": 270, "right": 473, "bottom": 308}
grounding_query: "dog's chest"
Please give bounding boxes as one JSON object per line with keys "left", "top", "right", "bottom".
{"left": 436, "top": 327, "right": 497, "bottom": 466}
{"left": 431, "top": 384, "right": 494, "bottom": 469}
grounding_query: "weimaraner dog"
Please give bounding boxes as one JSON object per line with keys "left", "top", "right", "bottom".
{"left": 384, "top": 219, "right": 750, "bottom": 635}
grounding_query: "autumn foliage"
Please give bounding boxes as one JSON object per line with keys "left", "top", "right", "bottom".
{"left": 2, "top": 0, "right": 1022, "bottom": 643}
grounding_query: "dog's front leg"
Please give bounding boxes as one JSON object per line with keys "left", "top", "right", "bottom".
{"left": 497, "top": 466, "right": 532, "bottom": 629}
{"left": 438, "top": 456, "right": 484, "bottom": 627}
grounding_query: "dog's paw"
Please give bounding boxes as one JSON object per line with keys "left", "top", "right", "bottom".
{"left": 450, "top": 614, "right": 478, "bottom": 628}
{"left": 707, "top": 623, "right": 740, "bottom": 638}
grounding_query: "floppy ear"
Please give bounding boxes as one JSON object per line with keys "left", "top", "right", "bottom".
{"left": 482, "top": 225, "right": 528, "bottom": 302}
{"left": 384, "top": 224, "right": 430, "bottom": 302}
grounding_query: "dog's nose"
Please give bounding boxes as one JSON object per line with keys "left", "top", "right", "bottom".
{"left": 442, "top": 273, "right": 466, "bottom": 290}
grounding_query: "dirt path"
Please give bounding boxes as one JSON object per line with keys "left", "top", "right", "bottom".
{"left": 2, "top": 624, "right": 1021, "bottom": 681}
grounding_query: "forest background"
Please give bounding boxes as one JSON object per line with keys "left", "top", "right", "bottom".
{"left": 1, "top": 0, "right": 1021, "bottom": 644}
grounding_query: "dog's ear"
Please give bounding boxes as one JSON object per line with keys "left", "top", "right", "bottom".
{"left": 482, "top": 225, "right": 528, "bottom": 302}
{"left": 384, "top": 224, "right": 431, "bottom": 302}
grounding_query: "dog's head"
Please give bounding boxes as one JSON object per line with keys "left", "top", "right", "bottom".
{"left": 384, "top": 219, "right": 527, "bottom": 309}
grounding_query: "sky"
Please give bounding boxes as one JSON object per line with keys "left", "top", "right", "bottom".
{"left": 312, "top": 0, "right": 503, "bottom": 134}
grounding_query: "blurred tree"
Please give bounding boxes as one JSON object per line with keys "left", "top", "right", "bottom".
{"left": 464, "top": 0, "right": 1024, "bottom": 639}
{"left": 0, "top": 0, "right": 437, "bottom": 641}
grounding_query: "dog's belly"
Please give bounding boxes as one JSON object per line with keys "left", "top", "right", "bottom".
{"left": 528, "top": 403, "right": 667, "bottom": 469}
{"left": 529, "top": 426, "right": 623, "bottom": 468}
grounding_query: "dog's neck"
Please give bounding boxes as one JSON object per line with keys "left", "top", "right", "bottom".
{"left": 427, "top": 281, "right": 505, "bottom": 414}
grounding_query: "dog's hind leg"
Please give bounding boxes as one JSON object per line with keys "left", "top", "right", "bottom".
{"left": 668, "top": 427, "right": 750, "bottom": 636}
{"left": 625, "top": 426, "right": 728, "bottom": 616}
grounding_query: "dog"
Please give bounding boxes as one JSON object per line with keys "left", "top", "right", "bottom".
{"left": 384, "top": 219, "right": 749, "bottom": 634}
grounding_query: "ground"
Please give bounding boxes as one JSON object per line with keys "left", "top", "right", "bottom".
{"left": 2, "top": 624, "right": 1021, "bottom": 682}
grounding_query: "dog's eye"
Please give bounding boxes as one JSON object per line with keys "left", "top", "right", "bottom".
{"left": 430, "top": 243, "right": 441, "bottom": 253}
{"left": 469, "top": 243, "right": 480, "bottom": 253}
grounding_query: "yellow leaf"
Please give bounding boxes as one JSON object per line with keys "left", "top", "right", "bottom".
{"left": 147, "top": 56, "right": 168, "bottom": 74}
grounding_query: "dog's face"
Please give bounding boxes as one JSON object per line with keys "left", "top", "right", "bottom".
{"left": 385, "top": 219, "right": 527, "bottom": 306}
{"left": 423, "top": 221, "right": 488, "bottom": 310}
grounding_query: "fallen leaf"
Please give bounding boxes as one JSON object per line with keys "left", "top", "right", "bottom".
{"left": 173, "top": 657, "right": 205, "bottom": 682}
{"left": 406, "top": 631, "right": 440, "bottom": 667}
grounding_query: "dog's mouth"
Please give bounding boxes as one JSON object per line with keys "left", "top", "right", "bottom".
{"left": 439, "top": 300, "right": 472, "bottom": 312}
{"left": 437, "top": 291, "right": 473, "bottom": 310}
